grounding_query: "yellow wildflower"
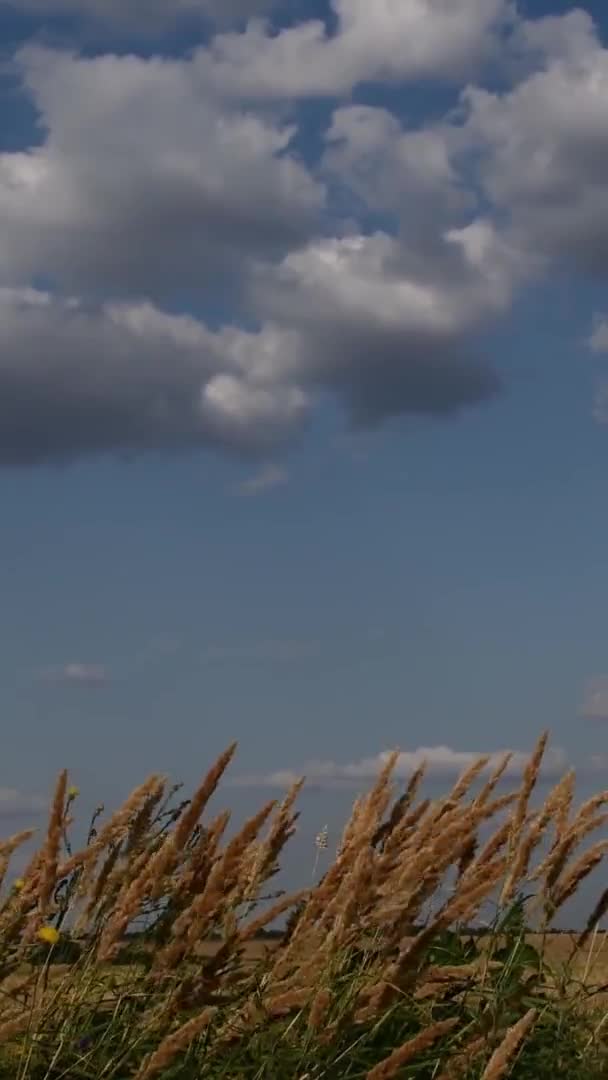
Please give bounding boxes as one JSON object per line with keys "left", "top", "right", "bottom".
{"left": 67, "top": 786, "right": 80, "bottom": 799}
{"left": 13, "top": 878, "right": 24, "bottom": 891}
{"left": 37, "top": 926, "right": 60, "bottom": 946}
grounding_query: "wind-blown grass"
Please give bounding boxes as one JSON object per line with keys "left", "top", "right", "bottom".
{"left": 0, "top": 732, "right": 606, "bottom": 1077}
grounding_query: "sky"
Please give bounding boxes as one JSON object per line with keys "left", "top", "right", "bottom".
{"left": 2, "top": 0, "right": 608, "bottom": 923}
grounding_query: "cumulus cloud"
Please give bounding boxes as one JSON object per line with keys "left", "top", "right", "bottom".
{"left": 200, "top": 0, "right": 514, "bottom": 99}
{"left": 0, "top": 45, "right": 324, "bottom": 298}
{"left": 459, "top": 10, "right": 608, "bottom": 276}
{"left": 229, "top": 744, "right": 568, "bottom": 788}
{"left": 235, "top": 463, "right": 288, "bottom": 496}
{"left": 248, "top": 225, "right": 522, "bottom": 424}
{"left": 0, "top": 289, "right": 309, "bottom": 463}
{"left": 1, "top": 6, "right": 606, "bottom": 465}
{"left": 37, "top": 663, "right": 109, "bottom": 686}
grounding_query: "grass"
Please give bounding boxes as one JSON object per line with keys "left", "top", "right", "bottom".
{"left": 0, "top": 734, "right": 607, "bottom": 1076}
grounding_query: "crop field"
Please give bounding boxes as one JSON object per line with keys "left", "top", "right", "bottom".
{"left": 0, "top": 733, "right": 608, "bottom": 1077}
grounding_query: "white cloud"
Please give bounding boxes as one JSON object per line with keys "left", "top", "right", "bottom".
{"left": 201, "top": 0, "right": 514, "bottom": 99}
{"left": 586, "top": 317, "right": 608, "bottom": 424}
{"left": 235, "top": 463, "right": 288, "bottom": 496}
{"left": 589, "top": 316, "right": 608, "bottom": 354}
{"left": 323, "top": 105, "right": 470, "bottom": 226}
{"left": 580, "top": 676, "right": 608, "bottom": 721}
{"left": 0, "top": 788, "right": 46, "bottom": 817}
{"left": 0, "top": 45, "right": 324, "bottom": 298}
{"left": 0, "top": 7, "right": 606, "bottom": 464}
{"left": 230, "top": 744, "right": 568, "bottom": 788}
{"left": 248, "top": 224, "right": 526, "bottom": 424}
{"left": 0, "top": 288, "right": 309, "bottom": 462}
{"left": 37, "top": 663, "right": 109, "bottom": 686}
{"left": 459, "top": 12, "right": 608, "bottom": 275}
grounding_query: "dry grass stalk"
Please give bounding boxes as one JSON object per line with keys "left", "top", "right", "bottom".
{"left": 56, "top": 774, "right": 165, "bottom": 884}
{"left": 147, "top": 743, "right": 238, "bottom": 901}
{"left": 266, "top": 987, "right": 309, "bottom": 1016}
{"left": 501, "top": 768, "right": 573, "bottom": 895}
{"left": 372, "top": 762, "right": 427, "bottom": 850}
{"left": 0, "top": 1011, "right": 39, "bottom": 1043}
{"left": 474, "top": 753, "right": 513, "bottom": 807}
{"left": 480, "top": 1008, "right": 537, "bottom": 1079}
{"left": 435, "top": 1033, "right": 487, "bottom": 1080}
{"left": 154, "top": 801, "right": 278, "bottom": 971}
{"left": 97, "top": 778, "right": 255, "bottom": 962}
{"left": 0, "top": 830, "right": 35, "bottom": 894}
{"left": 308, "top": 987, "right": 332, "bottom": 1030}
{"left": 242, "top": 777, "right": 304, "bottom": 894}
{"left": 38, "top": 769, "right": 68, "bottom": 913}
{"left": 532, "top": 812, "right": 608, "bottom": 897}
{"left": 238, "top": 888, "right": 309, "bottom": 943}
{"left": 549, "top": 840, "right": 608, "bottom": 912}
{"left": 446, "top": 756, "right": 491, "bottom": 807}
{"left": 507, "top": 732, "right": 548, "bottom": 856}
{"left": 579, "top": 884, "right": 608, "bottom": 947}
{"left": 366, "top": 1017, "right": 458, "bottom": 1079}
{"left": 133, "top": 1006, "right": 217, "bottom": 1080}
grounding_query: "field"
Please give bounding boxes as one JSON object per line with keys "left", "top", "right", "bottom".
{"left": 0, "top": 733, "right": 608, "bottom": 1077}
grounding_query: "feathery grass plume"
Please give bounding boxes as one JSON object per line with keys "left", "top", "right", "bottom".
{"left": 38, "top": 769, "right": 68, "bottom": 914}
{"left": 457, "top": 833, "right": 478, "bottom": 880}
{"left": 532, "top": 812, "right": 608, "bottom": 897}
{"left": 378, "top": 809, "right": 479, "bottom": 933}
{"left": 308, "top": 986, "right": 332, "bottom": 1030}
{"left": 553, "top": 768, "right": 576, "bottom": 840}
{"left": 366, "top": 1017, "right": 458, "bottom": 1080}
{"left": 337, "top": 793, "right": 366, "bottom": 857}
{"left": 378, "top": 798, "right": 431, "bottom": 864}
{"left": 548, "top": 839, "right": 608, "bottom": 914}
{"left": 95, "top": 761, "right": 235, "bottom": 961}
{"left": 372, "top": 762, "right": 427, "bottom": 850}
{"left": 144, "top": 744, "right": 238, "bottom": 902}
{"left": 354, "top": 749, "right": 401, "bottom": 841}
{"left": 0, "top": 830, "right": 35, "bottom": 894}
{"left": 0, "top": 1011, "right": 40, "bottom": 1043}
{"left": 570, "top": 788, "right": 608, "bottom": 826}
{"left": 445, "top": 755, "right": 491, "bottom": 808}
{"left": 320, "top": 845, "right": 376, "bottom": 953}
{"left": 244, "top": 778, "right": 304, "bottom": 894}
{"left": 500, "top": 768, "right": 576, "bottom": 906}
{"left": 480, "top": 1008, "right": 537, "bottom": 1079}
{"left": 133, "top": 1006, "right": 217, "bottom": 1080}
{"left": 376, "top": 807, "right": 464, "bottom": 906}
{"left": 435, "top": 1034, "right": 488, "bottom": 1080}
{"left": 507, "top": 731, "right": 548, "bottom": 854}
{"left": 462, "top": 817, "right": 512, "bottom": 886}
{"left": 238, "top": 888, "right": 310, "bottom": 943}
{"left": 175, "top": 744, "right": 237, "bottom": 852}
{"left": 474, "top": 753, "right": 513, "bottom": 807}
{"left": 165, "top": 808, "right": 231, "bottom": 911}
{"left": 267, "top": 987, "right": 310, "bottom": 1016}
{"left": 56, "top": 774, "right": 165, "bottom": 884}
{"left": 402, "top": 857, "right": 507, "bottom": 974}
{"left": 336, "top": 751, "right": 401, "bottom": 859}
{"left": 123, "top": 780, "right": 167, "bottom": 857}
{"left": 579, "top": 883, "right": 608, "bottom": 947}
{"left": 154, "top": 800, "right": 277, "bottom": 971}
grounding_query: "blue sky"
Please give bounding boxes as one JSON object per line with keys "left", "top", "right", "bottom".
{"left": 1, "top": 0, "right": 608, "bottom": 921}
